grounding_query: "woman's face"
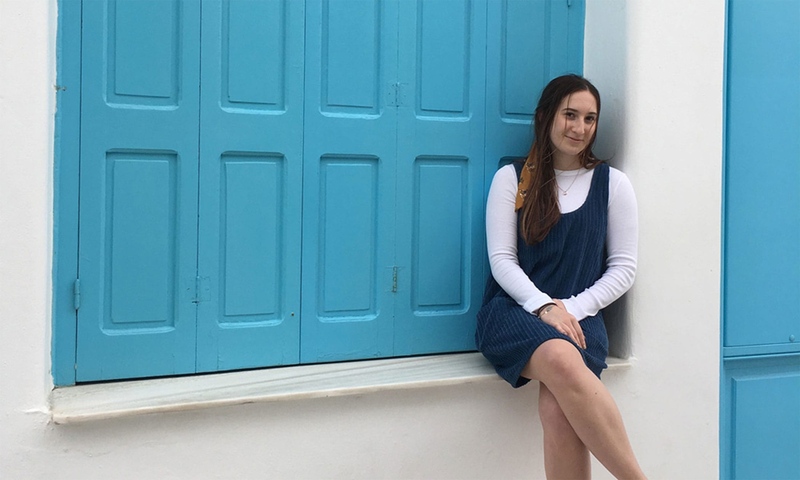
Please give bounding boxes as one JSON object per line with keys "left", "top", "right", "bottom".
{"left": 548, "top": 90, "right": 598, "bottom": 163}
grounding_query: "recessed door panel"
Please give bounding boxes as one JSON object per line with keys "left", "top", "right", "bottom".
{"left": 412, "top": 158, "right": 469, "bottom": 313}
{"left": 223, "top": 0, "right": 286, "bottom": 110}
{"left": 318, "top": 157, "right": 381, "bottom": 319}
{"left": 220, "top": 155, "right": 283, "bottom": 322}
{"left": 501, "top": 0, "right": 547, "bottom": 119}
{"left": 724, "top": 357, "right": 800, "bottom": 479}
{"left": 105, "top": 152, "right": 177, "bottom": 330}
{"left": 107, "top": 0, "right": 180, "bottom": 106}
{"left": 416, "top": 0, "right": 471, "bottom": 117}
{"left": 321, "top": 0, "right": 382, "bottom": 113}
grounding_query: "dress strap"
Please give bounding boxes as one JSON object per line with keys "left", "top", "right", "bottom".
{"left": 512, "top": 160, "right": 524, "bottom": 178}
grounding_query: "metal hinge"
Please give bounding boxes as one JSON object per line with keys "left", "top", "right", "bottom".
{"left": 193, "top": 276, "right": 210, "bottom": 304}
{"left": 388, "top": 83, "right": 407, "bottom": 107}
{"left": 73, "top": 279, "right": 81, "bottom": 310}
{"left": 392, "top": 266, "right": 398, "bottom": 293}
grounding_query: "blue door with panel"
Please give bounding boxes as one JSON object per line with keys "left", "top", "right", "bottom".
{"left": 76, "top": 0, "right": 202, "bottom": 380}
{"left": 69, "top": 0, "right": 585, "bottom": 383}
{"left": 300, "top": 0, "right": 400, "bottom": 361}
{"left": 300, "top": 0, "right": 495, "bottom": 361}
{"left": 393, "top": 0, "right": 488, "bottom": 355}
{"left": 195, "top": 0, "right": 305, "bottom": 372}
{"left": 299, "top": 0, "right": 584, "bottom": 362}
{"left": 77, "top": 0, "right": 306, "bottom": 380}
{"left": 723, "top": 1, "right": 800, "bottom": 478}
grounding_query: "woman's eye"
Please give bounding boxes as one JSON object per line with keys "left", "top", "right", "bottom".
{"left": 565, "top": 112, "right": 576, "bottom": 119}
{"left": 585, "top": 117, "right": 596, "bottom": 124}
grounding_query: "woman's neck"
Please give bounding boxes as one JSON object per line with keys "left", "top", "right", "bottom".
{"left": 553, "top": 152, "right": 582, "bottom": 171}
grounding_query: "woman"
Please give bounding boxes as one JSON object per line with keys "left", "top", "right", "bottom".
{"left": 476, "top": 74, "right": 646, "bottom": 479}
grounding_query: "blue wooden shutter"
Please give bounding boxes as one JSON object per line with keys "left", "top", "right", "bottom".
{"left": 392, "top": 0, "right": 488, "bottom": 354}
{"left": 300, "top": 0, "right": 400, "bottom": 362}
{"left": 67, "top": 0, "right": 586, "bottom": 381}
{"left": 76, "top": 0, "right": 201, "bottom": 381}
{"left": 724, "top": 0, "right": 800, "bottom": 352}
{"left": 723, "top": 1, "right": 800, "bottom": 478}
{"left": 195, "top": 0, "right": 304, "bottom": 372}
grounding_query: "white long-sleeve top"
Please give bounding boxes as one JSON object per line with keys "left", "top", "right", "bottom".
{"left": 486, "top": 164, "right": 638, "bottom": 321}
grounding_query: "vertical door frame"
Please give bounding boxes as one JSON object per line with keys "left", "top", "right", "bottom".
{"left": 52, "top": 0, "right": 82, "bottom": 386}
{"left": 720, "top": 0, "right": 730, "bottom": 473}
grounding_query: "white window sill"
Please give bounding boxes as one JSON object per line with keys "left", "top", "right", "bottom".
{"left": 50, "top": 353, "right": 632, "bottom": 424}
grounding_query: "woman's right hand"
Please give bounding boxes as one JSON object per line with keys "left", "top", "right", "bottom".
{"left": 539, "top": 304, "right": 586, "bottom": 349}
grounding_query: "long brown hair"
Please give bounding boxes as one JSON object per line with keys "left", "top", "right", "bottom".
{"left": 519, "top": 74, "right": 602, "bottom": 244}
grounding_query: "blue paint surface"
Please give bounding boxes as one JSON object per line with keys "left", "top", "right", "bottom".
{"left": 195, "top": 0, "right": 304, "bottom": 373}
{"left": 75, "top": 0, "right": 202, "bottom": 381}
{"left": 723, "top": 1, "right": 800, "bottom": 477}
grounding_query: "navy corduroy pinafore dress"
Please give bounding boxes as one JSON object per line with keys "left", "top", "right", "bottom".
{"left": 476, "top": 161, "right": 610, "bottom": 388}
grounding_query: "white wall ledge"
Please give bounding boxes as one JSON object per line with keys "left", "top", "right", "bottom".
{"left": 50, "top": 353, "right": 632, "bottom": 424}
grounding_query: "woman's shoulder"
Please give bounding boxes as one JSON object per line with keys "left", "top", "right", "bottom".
{"left": 493, "top": 163, "right": 520, "bottom": 183}
{"left": 487, "top": 163, "right": 521, "bottom": 199}
{"left": 607, "top": 165, "right": 630, "bottom": 184}
{"left": 606, "top": 165, "right": 636, "bottom": 201}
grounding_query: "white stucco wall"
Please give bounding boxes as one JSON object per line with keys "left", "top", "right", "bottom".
{"left": 584, "top": 0, "right": 724, "bottom": 475}
{"left": 0, "top": 1, "right": 723, "bottom": 478}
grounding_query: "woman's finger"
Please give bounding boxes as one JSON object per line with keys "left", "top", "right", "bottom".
{"left": 562, "top": 322, "right": 580, "bottom": 347}
{"left": 559, "top": 316, "right": 583, "bottom": 349}
{"left": 569, "top": 330, "right": 581, "bottom": 347}
{"left": 572, "top": 318, "right": 586, "bottom": 349}
{"left": 550, "top": 300, "right": 585, "bottom": 348}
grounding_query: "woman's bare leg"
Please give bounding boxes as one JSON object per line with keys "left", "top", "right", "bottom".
{"left": 522, "top": 339, "right": 646, "bottom": 480}
{"left": 538, "top": 383, "right": 590, "bottom": 479}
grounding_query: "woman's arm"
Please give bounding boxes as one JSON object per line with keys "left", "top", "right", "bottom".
{"left": 486, "top": 165, "right": 553, "bottom": 314}
{"left": 560, "top": 168, "right": 638, "bottom": 320}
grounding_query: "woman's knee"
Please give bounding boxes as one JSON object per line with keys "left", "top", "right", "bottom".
{"left": 526, "top": 339, "right": 586, "bottom": 385}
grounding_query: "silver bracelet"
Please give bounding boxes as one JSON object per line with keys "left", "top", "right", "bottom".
{"left": 537, "top": 303, "right": 556, "bottom": 317}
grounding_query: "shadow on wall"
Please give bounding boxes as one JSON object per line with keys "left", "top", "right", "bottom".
{"left": 584, "top": 0, "right": 631, "bottom": 360}
{"left": 605, "top": 296, "right": 632, "bottom": 359}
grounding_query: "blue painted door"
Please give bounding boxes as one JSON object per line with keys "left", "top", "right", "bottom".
{"left": 195, "top": 0, "right": 305, "bottom": 372}
{"left": 76, "top": 0, "right": 202, "bottom": 381}
{"left": 77, "top": 0, "right": 305, "bottom": 380}
{"left": 299, "top": 0, "right": 583, "bottom": 362}
{"left": 300, "top": 0, "right": 400, "bottom": 361}
{"left": 392, "top": 0, "right": 488, "bottom": 355}
{"left": 723, "top": 0, "right": 800, "bottom": 478}
{"left": 72, "top": 0, "right": 585, "bottom": 382}
{"left": 300, "top": 0, "right": 496, "bottom": 362}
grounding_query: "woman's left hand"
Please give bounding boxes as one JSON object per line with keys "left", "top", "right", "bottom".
{"left": 553, "top": 299, "right": 586, "bottom": 349}
{"left": 539, "top": 301, "right": 586, "bottom": 349}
